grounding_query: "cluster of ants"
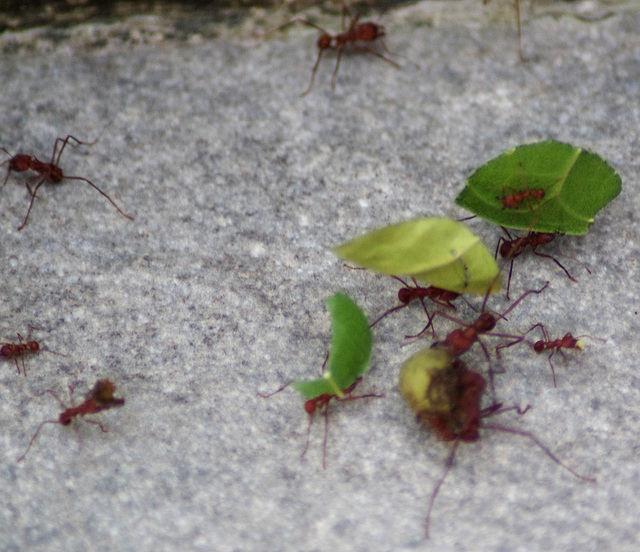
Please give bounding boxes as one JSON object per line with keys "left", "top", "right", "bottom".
{"left": 386, "top": 261, "right": 598, "bottom": 536}
{"left": 261, "top": 209, "right": 601, "bottom": 538}
{"left": 1, "top": 134, "right": 131, "bottom": 460}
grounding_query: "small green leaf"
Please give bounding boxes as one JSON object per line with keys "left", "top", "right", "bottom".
{"left": 398, "top": 348, "right": 456, "bottom": 415}
{"left": 334, "top": 217, "right": 500, "bottom": 294}
{"left": 292, "top": 293, "right": 373, "bottom": 400}
{"left": 455, "top": 140, "right": 622, "bottom": 235}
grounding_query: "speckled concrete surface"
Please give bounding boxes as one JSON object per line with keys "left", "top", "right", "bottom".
{"left": 0, "top": 2, "right": 639, "bottom": 551}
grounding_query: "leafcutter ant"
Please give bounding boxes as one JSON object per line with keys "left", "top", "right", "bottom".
{"left": 496, "top": 163, "right": 549, "bottom": 212}
{"left": 1, "top": 330, "right": 67, "bottom": 376}
{"left": 1, "top": 135, "right": 134, "bottom": 230}
{"left": 258, "top": 355, "right": 384, "bottom": 469}
{"left": 496, "top": 228, "right": 589, "bottom": 299}
{"left": 498, "top": 187, "right": 546, "bottom": 211}
{"left": 498, "top": 323, "right": 605, "bottom": 386}
{"left": 270, "top": 3, "right": 401, "bottom": 96}
{"left": 370, "top": 276, "right": 461, "bottom": 336}
{"left": 17, "top": 379, "right": 125, "bottom": 462}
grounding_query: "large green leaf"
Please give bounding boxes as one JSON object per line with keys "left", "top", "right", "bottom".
{"left": 334, "top": 217, "right": 500, "bottom": 294}
{"left": 292, "top": 293, "right": 373, "bottom": 400}
{"left": 455, "top": 140, "right": 622, "bottom": 235}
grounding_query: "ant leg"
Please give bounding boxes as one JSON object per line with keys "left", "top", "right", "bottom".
{"left": 532, "top": 250, "right": 577, "bottom": 282}
{"left": 67, "top": 385, "right": 76, "bottom": 405}
{"left": 330, "top": 47, "right": 345, "bottom": 90}
{"left": 515, "top": 0, "right": 525, "bottom": 62}
{"left": 503, "top": 259, "right": 515, "bottom": 300}
{"left": 480, "top": 403, "right": 504, "bottom": 417}
{"left": 321, "top": 403, "right": 330, "bottom": 469}
{"left": 425, "top": 439, "right": 460, "bottom": 539}
{"left": 341, "top": 2, "right": 349, "bottom": 32}
{"left": 84, "top": 419, "right": 108, "bottom": 432}
{"left": 33, "top": 388, "right": 70, "bottom": 410}
{"left": 17, "top": 178, "right": 46, "bottom": 231}
{"left": 300, "top": 413, "right": 315, "bottom": 461}
{"left": 481, "top": 423, "right": 595, "bottom": 482}
{"left": 63, "top": 176, "right": 134, "bottom": 220}
{"left": 409, "top": 300, "right": 436, "bottom": 339}
{"left": 485, "top": 403, "right": 531, "bottom": 417}
{"left": 501, "top": 282, "right": 549, "bottom": 318}
{"left": 547, "top": 352, "right": 558, "bottom": 388}
{"left": 279, "top": 19, "right": 331, "bottom": 36}
{"left": 404, "top": 316, "right": 436, "bottom": 339}
{"left": 494, "top": 236, "right": 505, "bottom": 259}
{"left": 0, "top": 147, "right": 16, "bottom": 189}
{"left": 52, "top": 136, "right": 73, "bottom": 165}
{"left": 8, "top": 357, "right": 21, "bottom": 376}
{"left": 369, "top": 303, "right": 407, "bottom": 327}
{"left": 525, "top": 322, "right": 546, "bottom": 339}
{"left": 477, "top": 339, "right": 497, "bottom": 398}
{"left": 495, "top": 334, "right": 525, "bottom": 359}
{"left": 301, "top": 49, "right": 324, "bottom": 97}
{"left": 320, "top": 352, "right": 329, "bottom": 374}
{"left": 51, "top": 135, "right": 98, "bottom": 165}
{"left": 351, "top": 45, "right": 402, "bottom": 69}
{"left": 17, "top": 420, "right": 60, "bottom": 462}
{"left": 256, "top": 381, "right": 293, "bottom": 398}
{"left": 336, "top": 392, "right": 386, "bottom": 403}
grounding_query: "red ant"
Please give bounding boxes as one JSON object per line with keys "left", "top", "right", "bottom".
{"left": 258, "top": 356, "right": 384, "bottom": 469}
{"left": 273, "top": 3, "right": 401, "bottom": 96}
{"left": 496, "top": 163, "right": 553, "bottom": 212}
{"left": 1, "top": 331, "right": 67, "bottom": 376}
{"left": 496, "top": 228, "right": 589, "bottom": 299}
{"left": 498, "top": 187, "right": 546, "bottom": 210}
{"left": 1, "top": 135, "right": 134, "bottom": 230}
{"left": 499, "top": 323, "right": 605, "bottom": 387}
{"left": 17, "top": 379, "right": 125, "bottom": 462}
{"left": 408, "top": 358, "right": 595, "bottom": 538}
{"left": 370, "top": 276, "right": 461, "bottom": 335}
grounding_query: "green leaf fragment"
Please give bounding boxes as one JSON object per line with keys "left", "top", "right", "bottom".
{"left": 334, "top": 217, "right": 500, "bottom": 294}
{"left": 292, "top": 292, "right": 373, "bottom": 400}
{"left": 398, "top": 348, "right": 456, "bottom": 415}
{"left": 455, "top": 140, "right": 622, "bottom": 235}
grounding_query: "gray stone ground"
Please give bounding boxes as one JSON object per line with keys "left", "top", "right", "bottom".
{"left": 1, "top": 2, "right": 639, "bottom": 551}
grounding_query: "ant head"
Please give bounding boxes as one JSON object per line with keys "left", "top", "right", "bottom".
{"left": 317, "top": 34, "right": 331, "bottom": 50}
{"left": 533, "top": 340, "right": 545, "bottom": 353}
{"left": 28, "top": 341, "right": 40, "bottom": 352}
{"left": 59, "top": 412, "right": 73, "bottom": 425}
{"left": 476, "top": 312, "right": 496, "bottom": 332}
{"left": 398, "top": 287, "right": 413, "bottom": 304}
{"left": 499, "top": 239, "right": 514, "bottom": 258}
{"left": 304, "top": 399, "right": 317, "bottom": 415}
